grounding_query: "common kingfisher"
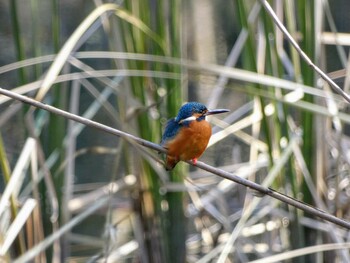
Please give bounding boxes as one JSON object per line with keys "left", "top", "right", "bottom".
{"left": 161, "top": 102, "right": 229, "bottom": 170}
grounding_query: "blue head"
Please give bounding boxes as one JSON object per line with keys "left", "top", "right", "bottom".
{"left": 161, "top": 102, "right": 229, "bottom": 145}
{"left": 175, "top": 102, "right": 229, "bottom": 124}
{"left": 161, "top": 102, "right": 208, "bottom": 145}
{"left": 175, "top": 102, "right": 208, "bottom": 123}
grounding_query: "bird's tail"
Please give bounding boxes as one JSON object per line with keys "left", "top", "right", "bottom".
{"left": 165, "top": 156, "right": 179, "bottom": 171}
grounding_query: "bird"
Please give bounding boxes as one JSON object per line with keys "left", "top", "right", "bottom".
{"left": 160, "top": 102, "right": 229, "bottom": 170}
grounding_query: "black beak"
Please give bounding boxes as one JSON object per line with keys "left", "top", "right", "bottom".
{"left": 205, "top": 108, "right": 230, "bottom": 116}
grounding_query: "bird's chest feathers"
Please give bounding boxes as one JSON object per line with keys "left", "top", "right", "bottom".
{"left": 183, "top": 120, "right": 211, "bottom": 144}
{"left": 166, "top": 119, "right": 212, "bottom": 160}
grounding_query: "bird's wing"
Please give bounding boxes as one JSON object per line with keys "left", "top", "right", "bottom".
{"left": 160, "top": 118, "right": 181, "bottom": 146}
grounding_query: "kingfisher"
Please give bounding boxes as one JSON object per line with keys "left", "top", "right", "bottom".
{"left": 160, "top": 102, "right": 229, "bottom": 170}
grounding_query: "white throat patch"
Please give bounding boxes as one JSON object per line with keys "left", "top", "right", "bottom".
{"left": 179, "top": 116, "right": 196, "bottom": 124}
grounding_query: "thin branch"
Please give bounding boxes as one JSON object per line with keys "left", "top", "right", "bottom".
{"left": 1, "top": 86, "right": 350, "bottom": 229}
{"left": 259, "top": 0, "right": 350, "bottom": 103}
{"left": 0, "top": 87, "right": 163, "bottom": 152}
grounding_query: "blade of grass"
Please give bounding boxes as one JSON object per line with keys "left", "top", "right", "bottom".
{"left": 0, "top": 138, "right": 36, "bottom": 218}
{"left": 259, "top": 0, "right": 350, "bottom": 103}
{"left": 13, "top": 196, "right": 110, "bottom": 263}
{"left": 249, "top": 243, "right": 350, "bottom": 263}
{"left": 0, "top": 199, "right": 37, "bottom": 256}
{"left": 35, "top": 3, "right": 120, "bottom": 102}
{"left": 9, "top": 0, "right": 27, "bottom": 84}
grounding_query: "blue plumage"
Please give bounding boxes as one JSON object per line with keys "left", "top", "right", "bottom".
{"left": 160, "top": 102, "right": 229, "bottom": 170}
{"left": 161, "top": 102, "right": 208, "bottom": 146}
{"left": 160, "top": 118, "right": 180, "bottom": 145}
{"left": 175, "top": 102, "right": 207, "bottom": 122}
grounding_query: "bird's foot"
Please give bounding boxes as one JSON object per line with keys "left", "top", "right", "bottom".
{"left": 192, "top": 158, "right": 198, "bottom": 165}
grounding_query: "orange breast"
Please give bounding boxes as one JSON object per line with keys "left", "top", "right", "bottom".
{"left": 166, "top": 120, "right": 212, "bottom": 162}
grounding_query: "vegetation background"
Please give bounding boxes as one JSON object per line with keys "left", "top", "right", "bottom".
{"left": 1, "top": 0, "right": 350, "bottom": 262}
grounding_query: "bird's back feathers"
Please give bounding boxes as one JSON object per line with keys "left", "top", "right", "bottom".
{"left": 161, "top": 118, "right": 180, "bottom": 146}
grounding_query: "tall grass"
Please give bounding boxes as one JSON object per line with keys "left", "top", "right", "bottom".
{"left": 111, "top": 1, "right": 185, "bottom": 262}
{"left": 1, "top": 1, "right": 350, "bottom": 262}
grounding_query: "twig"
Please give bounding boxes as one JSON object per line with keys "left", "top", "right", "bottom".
{"left": 1, "top": 86, "right": 350, "bottom": 229}
{"left": 259, "top": 0, "right": 350, "bottom": 104}
{"left": 0, "top": 87, "right": 164, "bottom": 152}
